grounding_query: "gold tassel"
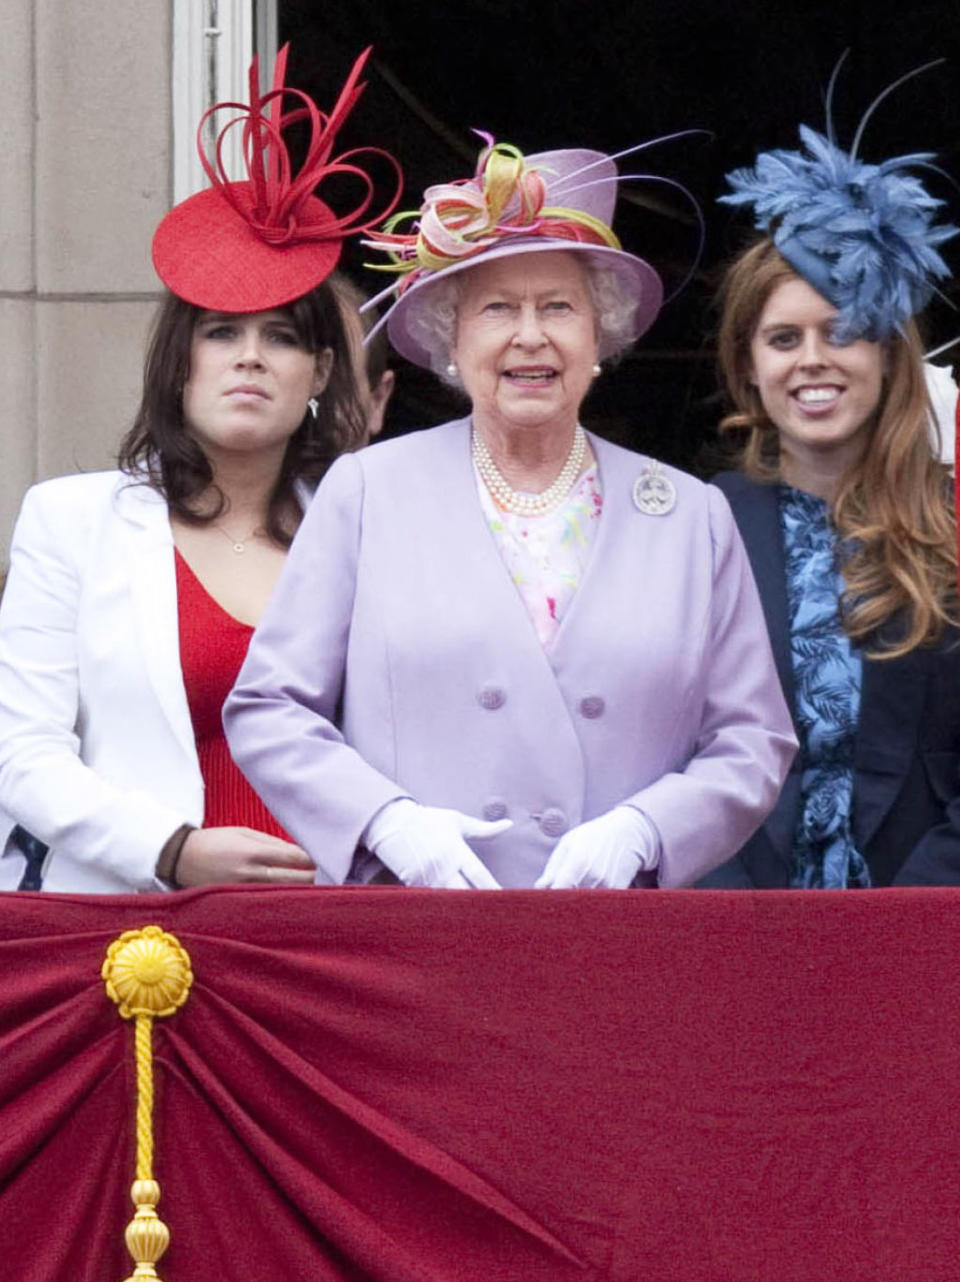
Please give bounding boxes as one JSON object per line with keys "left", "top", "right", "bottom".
{"left": 103, "top": 925, "right": 193, "bottom": 1281}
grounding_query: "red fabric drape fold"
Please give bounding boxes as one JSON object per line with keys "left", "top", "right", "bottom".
{"left": 2, "top": 886, "right": 959, "bottom": 1281}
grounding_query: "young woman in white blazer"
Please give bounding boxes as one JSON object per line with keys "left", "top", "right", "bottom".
{"left": 0, "top": 47, "right": 398, "bottom": 892}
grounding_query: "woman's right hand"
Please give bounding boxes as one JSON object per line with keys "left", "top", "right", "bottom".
{"left": 362, "top": 799, "right": 509, "bottom": 888}
{"left": 175, "top": 827, "right": 316, "bottom": 886}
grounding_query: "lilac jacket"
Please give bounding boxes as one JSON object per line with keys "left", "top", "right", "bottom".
{"left": 224, "top": 420, "right": 796, "bottom": 887}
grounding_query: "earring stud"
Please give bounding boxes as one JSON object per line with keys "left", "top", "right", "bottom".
{"left": 592, "top": 362, "right": 602, "bottom": 377}
{"left": 446, "top": 362, "right": 458, "bottom": 378}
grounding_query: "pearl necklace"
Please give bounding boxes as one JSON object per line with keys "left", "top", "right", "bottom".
{"left": 472, "top": 424, "right": 587, "bottom": 516}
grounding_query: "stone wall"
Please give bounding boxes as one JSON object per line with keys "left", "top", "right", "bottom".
{"left": 0, "top": 1, "right": 171, "bottom": 559}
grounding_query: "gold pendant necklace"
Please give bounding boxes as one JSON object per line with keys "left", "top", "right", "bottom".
{"left": 212, "top": 523, "right": 264, "bottom": 554}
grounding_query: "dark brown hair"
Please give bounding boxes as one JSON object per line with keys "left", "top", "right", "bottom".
{"left": 327, "top": 271, "right": 391, "bottom": 385}
{"left": 717, "top": 238, "right": 957, "bottom": 658}
{"left": 118, "top": 282, "right": 367, "bottom": 545}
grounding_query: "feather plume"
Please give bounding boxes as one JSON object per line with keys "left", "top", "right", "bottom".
{"left": 721, "top": 110, "right": 956, "bottom": 339}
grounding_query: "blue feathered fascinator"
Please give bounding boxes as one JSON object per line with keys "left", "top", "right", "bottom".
{"left": 721, "top": 58, "right": 957, "bottom": 341}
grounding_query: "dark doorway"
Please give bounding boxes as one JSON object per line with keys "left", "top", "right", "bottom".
{"left": 279, "top": 0, "right": 960, "bottom": 474}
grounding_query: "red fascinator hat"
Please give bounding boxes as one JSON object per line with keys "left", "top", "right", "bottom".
{"left": 152, "top": 45, "right": 400, "bottom": 313}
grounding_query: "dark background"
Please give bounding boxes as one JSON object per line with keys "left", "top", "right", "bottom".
{"left": 278, "top": 0, "right": 960, "bottom": 474}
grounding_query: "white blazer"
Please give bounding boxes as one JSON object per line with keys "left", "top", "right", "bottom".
{"left": 0, "top": 472, "right": 203, "bottom": 892}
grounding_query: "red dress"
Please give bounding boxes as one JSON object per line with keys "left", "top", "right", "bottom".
{"left": 175, "top": 550, "right": 288, "bottom": 837}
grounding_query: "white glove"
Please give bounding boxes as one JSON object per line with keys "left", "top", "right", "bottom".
{"left": 535, "top": 805, "right": 661, "bottom": 889}
{"left": 362, "top": 799, "right": 510, "bottom": 889}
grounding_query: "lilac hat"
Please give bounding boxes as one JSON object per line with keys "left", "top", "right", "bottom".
{"left": 362, "top": 136, "right": 676, "bottom": 368}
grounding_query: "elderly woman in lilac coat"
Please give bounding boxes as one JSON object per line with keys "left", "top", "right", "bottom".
{"left": 224, "top": 138, "right": 796, "bottom": 890}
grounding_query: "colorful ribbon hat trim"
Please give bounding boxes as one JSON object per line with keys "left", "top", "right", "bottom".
{"left": 365, "top": 134, "right": 622, "bottom": 293}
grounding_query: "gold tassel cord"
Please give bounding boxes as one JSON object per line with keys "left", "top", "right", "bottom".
{"left": 103, "top": 926, "right": 193, "bottom": 1281}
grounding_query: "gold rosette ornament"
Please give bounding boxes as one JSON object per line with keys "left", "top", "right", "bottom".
{"left": 103, "top": 926, "right": 193, "bottom": 1281}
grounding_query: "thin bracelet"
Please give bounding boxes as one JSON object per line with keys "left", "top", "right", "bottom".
{"left": 156, "top": 824, "right": 195, "bottom": 888}
{"left": 168, "top": 828, "right": 192, "bottom": 887}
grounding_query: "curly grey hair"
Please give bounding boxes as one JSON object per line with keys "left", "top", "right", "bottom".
{"left": 406, "top": 256, "right": 641, "bottom": 383}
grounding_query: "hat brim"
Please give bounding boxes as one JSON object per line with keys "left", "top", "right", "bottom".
{"left": 384, "top": 240, "right": 663, "bottom": 369}
{"left": 152, "top": 185, "right": 341, "bottom": 313}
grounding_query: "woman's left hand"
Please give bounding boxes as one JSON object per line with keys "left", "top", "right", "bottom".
{"left": 535, "top": 806, "right": 660, "bottom": 889}
{"left": 174, "top": 827, "right": 316, "bottom": 887}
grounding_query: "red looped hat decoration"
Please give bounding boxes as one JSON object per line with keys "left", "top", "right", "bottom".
{"left": 152, "top": 45, "right": 401, "bottom": 313}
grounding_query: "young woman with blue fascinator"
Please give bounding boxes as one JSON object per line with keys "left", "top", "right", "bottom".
{"left": 0, "top": 48, "right": 399, "bottom": 892}
{"left": 701, "top": 60, "right": 960, "bottom": 889}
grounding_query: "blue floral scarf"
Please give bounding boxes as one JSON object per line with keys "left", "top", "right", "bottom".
{"left": 779, "top": 486, "right": 871, "bottom": 889}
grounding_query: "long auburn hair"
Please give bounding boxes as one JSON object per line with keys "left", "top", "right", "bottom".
{"left": 118, "top": 281, "right": 367, "bottom": 546}
{"left": 717, "top": 238, "right": 957, "bottom": 658}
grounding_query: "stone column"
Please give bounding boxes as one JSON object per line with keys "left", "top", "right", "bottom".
{"left": 0, "top": 1, "right": 172, "bottom": 560}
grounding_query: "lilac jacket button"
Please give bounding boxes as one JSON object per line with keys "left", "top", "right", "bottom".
{"left": 579, "top": 695, "right": 605, "bottom": 719}
{"left": 482, "top": 798, "right": 509, "bottom": 821}
{"left": 539, "top": 808, "right": 567, "bottom": 838}
{"left": 477, "top": 685, "right": 506, "bottom": 710}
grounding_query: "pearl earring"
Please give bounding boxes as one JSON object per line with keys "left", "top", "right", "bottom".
{"left": 446, "top": 362, "right": 458, "bottom": 378}
{"left": 592, "top": 363, "right": 602, "bottom": 377}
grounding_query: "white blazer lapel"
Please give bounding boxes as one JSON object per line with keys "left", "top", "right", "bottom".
{"left": 115, "top": 481, "right": 199, "bottom": 770}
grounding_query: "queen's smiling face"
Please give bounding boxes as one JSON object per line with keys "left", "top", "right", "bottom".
{"left": 451, "top": 251, "right": 599, "bottom": 440}
{"left": 749, "top": 275, "right": 886, "bottom": 483}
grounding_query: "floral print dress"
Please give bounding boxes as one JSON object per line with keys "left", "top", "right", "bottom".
{"left": 780, "top": 485, "right": 871, "bottom": 888}
{"left": 476, "top": 462, "right": 603, "bottom": 650}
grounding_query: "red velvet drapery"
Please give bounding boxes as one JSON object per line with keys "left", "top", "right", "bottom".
{"left": 2, "top": 886, "right": 959, "bottom": 1281}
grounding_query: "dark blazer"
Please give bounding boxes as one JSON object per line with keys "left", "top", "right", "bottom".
{"left": 700, "top": 472, "right": 960, "bottom": 887}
